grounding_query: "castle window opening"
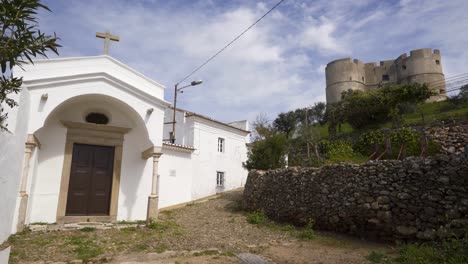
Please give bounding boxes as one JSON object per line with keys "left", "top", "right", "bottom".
{"left": 402, "top": 65, "right": 407, "bottom": 70}
{"left": 436, "top": 60, "right": 440, "bottom": 65}
{"left": 382, "top": 75, "right": 390, "bottom": 81}
{"left": 362, "top": 76, "right": 364, "bottom": 82}
{"left": 349, "top": 77, "right": 352, "bottom": 81}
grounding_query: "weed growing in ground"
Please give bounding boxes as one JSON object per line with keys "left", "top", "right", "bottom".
{"left": 120, "top": 226, "right": 137, "bottom": 232}
{"left": 79, "top": 227, "right": 96, "bottom": 232}
{"left": 396, "top": 237, "right": 468, "bottom": 264}
{"left": 147, "top": 219, "right": 183, "bottom": 236}
{"left": 298, "top": 219, "right": 316, "bottom": 240}
{"left": 117, "top": 220, "right": 146, "bottom": 225}
{"left": 134, "top": 243, "right": 149, "bottom": 251}
{"left": 67, "top": 236, "right": 103, "bottom": 260}
{"left": 193, "top": 249, "right": 219, "bottom": 256}
{"left": 367, "top": 251, "right": 388, "bottom": 263}
{"left": 155, "top": 244, "right": 168, "bottom": 253}
{"left": 246, "top": 211, "right": 268, "bottom": 225}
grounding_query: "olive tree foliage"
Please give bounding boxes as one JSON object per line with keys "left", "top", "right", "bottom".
{"left": 327, "top": 83, "right": 435, "bottom": 131}
{"left": 0, "top": 0, "right": 60, "bottom": 131}
{"left": 273, "top": 111, "right": 297, "bottom": 138}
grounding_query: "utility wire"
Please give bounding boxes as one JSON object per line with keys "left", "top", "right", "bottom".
{"left": 176, "top": 0, "right": 286, "bottom": 85}
{"left": 424, "top": 73, "right": 468, "bottom": 85}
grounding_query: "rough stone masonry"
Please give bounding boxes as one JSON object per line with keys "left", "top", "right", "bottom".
{"left": 243, "top": 155, "right": 468, "bottom": 241}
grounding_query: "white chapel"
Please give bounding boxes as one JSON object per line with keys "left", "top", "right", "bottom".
{"left": 0, "top": 55, "right": 250, "bottom": 240}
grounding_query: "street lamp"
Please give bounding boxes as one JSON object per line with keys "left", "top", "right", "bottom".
{"left": 171, "top": 80, "right": 203, "bottom": 143}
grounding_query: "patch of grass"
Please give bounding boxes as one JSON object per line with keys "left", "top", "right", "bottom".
{"left": 79, "top": 227, "right": 96, "bottom": 232}
{"left": 396, "top": 238, "right": 468, "bottom": 264}
{"left": 193, "top": 249, "right": 219, "bottom": 256}
{"left": 155, "top": 244, "right": 168, "bottom": 253}
{"left": 221, "top": 251, "right": 236, "bottom": 257}
{"left": 134, "top": 243, "right": 149, "bottom": 251}
{"left": 367, "top": 251, "right": 388, "bottom": 263}
{"left": 186, "top": 202, "right": 196, "bottom": 206}
{"left": 246, "top": 211, "right": 268, "bottom": 225}
{"left": 396, "top": 244, "right": 438, "bottom": 263}
{"left": 67, "top": 236, "right": 103, "bottom": 260}
{"left": 298, "top": 219, "right": 316, "bottom": 240}
{"left": 120, "top": 226, "right": 137, "bottom": 232}
{"left": 147, "top": 219, "right": 183, "bottom": 236}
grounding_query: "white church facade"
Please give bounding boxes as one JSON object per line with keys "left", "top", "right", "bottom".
{"left": 0, "top": 55, "right": 249, "bottom": 242}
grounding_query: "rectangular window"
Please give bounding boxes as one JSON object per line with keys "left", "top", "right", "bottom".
{"left": 436, "top": 60, "right": 440, "bottom": 65}
{"left": 382, "top": 74, "right": 390, "bottom": 81}
{"left": 218, "top": 137, "right": 225, "bottom": 153}
{"left": 216, "top": 171, "right": 225, "bottom": 187}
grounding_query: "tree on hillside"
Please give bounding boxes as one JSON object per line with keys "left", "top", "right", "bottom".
{"left": 251, "top": 113, "right": 276, "bottom": 141}
{"left": 273, "top": 111, "right": 298, "bottom": 138}
{"left": 295, "top": 102, "right": 327, "bottom": 126}
{"left": 334, "top": 84, "right": 434, "bottom": 130}
{"left": 459, "top": 84, "right": 468, "bottom": 99}
{"left": 243, "top": 133, "right": 287, "bottom": 170}
{"left": 0, "top": 0, "right": 60, "bottom": 131}
{"left": 324, "top": 101, "right": 346, "bottom": 138}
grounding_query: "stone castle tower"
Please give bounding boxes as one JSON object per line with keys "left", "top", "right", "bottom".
{"left": 325, "top": 48, "right": 447, "bottom": 103}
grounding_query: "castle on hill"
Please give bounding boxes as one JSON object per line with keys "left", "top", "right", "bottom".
{"left": 325, "top": 48, "right": 447, "bottom": 103}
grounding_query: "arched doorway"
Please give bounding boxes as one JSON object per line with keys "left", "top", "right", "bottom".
{"left": 29, "top": 94, "right": 153, "bottom": 223}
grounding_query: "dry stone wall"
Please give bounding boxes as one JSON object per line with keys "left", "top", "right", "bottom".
{"left": 426, "top": 123, "right": 468, "bottom": 156}
{"left": 243, "top": 155, "right": 468, "bottom": 241}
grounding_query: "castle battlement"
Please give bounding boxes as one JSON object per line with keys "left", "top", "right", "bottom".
{"left": 325, "top": 48, "right": 447, "bottom": 103}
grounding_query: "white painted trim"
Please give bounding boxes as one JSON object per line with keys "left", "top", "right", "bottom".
{"left": 23, "top": 55, "right": 166, "bottom": 89}
{"left": 23, "top": 72, "right": 171, "bottom": 108}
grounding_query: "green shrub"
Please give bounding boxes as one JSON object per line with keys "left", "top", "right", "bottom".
{"left": 246, "top": 211, "right": 268, "bottom": 225}
{"left": 367, "top": 251, "right": 388, "bottom": 263}
{"left": 298, "top": 219, "right": 316, "bottom": 240}
{"left": 320, "top": 140, "right": 367, "bottom": 164}
{"left": 244, "top": 134, "right": 288, "bottom": 170}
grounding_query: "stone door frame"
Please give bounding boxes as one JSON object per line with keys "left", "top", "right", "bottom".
{"left": 56, "top": 121, "right": 131, "bottom": 224}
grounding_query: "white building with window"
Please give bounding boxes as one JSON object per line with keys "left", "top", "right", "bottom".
{"left": 0, "top": 56, "right": 250, "bottom": 248}
{"left": 160, "top": 108, "right": 250, "bottom": 207}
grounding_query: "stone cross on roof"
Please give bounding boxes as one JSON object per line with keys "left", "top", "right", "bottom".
{"left": 96, "top": 31, "right": 119, "bottom": 55}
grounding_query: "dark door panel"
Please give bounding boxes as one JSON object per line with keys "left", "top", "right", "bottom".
{"left": 66, "top": 144, "right": 115, "bottom": 216}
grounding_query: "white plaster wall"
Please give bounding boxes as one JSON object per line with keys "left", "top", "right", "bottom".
{"left": 29, "top": 96, "right": 154, "bottom": 223}
{"left": 158, "top": 149, "right": 193, "bottom": 208}
{"left": 15, "top": 56, "right": 166, "bottom": 99}
{"left": 163, "top": 109, "right": 194, "bottom": 146}
{"left": 0, "top": 89, "right": 30, "bottom": 243}
{"left": 13, "top": 56, "right": 169, "bottom": 146}
{"left": 190, "top": 118, "right": 249, "bottom": 200}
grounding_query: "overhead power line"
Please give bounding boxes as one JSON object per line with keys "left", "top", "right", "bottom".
{"left": 176, "top": 0, "right": 286, "bottom": 85}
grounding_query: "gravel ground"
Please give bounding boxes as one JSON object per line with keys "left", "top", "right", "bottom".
{"left": 7, "top": 189, "right": 395, "bottom": 263}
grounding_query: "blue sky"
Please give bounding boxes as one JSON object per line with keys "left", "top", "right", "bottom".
{"left": 37, "top": 0, "right": 468, "bottom": 123}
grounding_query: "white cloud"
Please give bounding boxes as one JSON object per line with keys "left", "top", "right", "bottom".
{"left": 37, "top": 0, "right": 468, "bottom": 124}
{"left": 299, "top": 21, "right": 346, "bottom": 55}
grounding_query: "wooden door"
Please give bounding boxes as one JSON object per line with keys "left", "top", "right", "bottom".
{"left": 65, "top": 144, "right": 115, "bottom": 216}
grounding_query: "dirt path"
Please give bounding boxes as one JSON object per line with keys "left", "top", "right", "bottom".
{"left": 8, "top": 189, "right": 395, "bottom": 263}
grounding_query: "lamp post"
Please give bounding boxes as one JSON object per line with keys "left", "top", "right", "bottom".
{"left": 171, "top": 80, "right": 203, "bottom": 143}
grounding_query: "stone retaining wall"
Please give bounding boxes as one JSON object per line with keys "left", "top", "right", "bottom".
{"left": 426, "top": 123, "right": 468, "bottom": 155}
{"left": 243, "top": 155, "right": 468, "bottom": 241}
